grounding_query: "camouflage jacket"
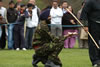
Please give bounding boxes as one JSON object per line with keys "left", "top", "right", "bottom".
{"left": 33, "top": 28, "right": 66, "bottom": 49}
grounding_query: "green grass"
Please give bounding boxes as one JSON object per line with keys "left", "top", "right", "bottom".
{"left": 0, "top": 48, "right": 92, "bottom": 67}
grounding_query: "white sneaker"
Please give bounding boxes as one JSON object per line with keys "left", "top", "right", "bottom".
{"left": 22, "top": 48, "right": 27, "bottom": 51}
{"left": 93, "top": 64, "right": 98, "bottom": 67}
{"left": 16, "top": 48, "right": 20, "bottom": 51}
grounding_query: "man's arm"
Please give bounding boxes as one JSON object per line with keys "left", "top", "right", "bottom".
{"left": 80, "top": 0, "right": 93, "bottom": 31}
{"left": 57, "top": 9, "right": 63, "bottom": 17}
{"left": 24, "top": 11, "right": 29, "bottom": 18}
{"left": 4, "top": 8, "right": 8, "bottom": 24}
{"left": 50, "top": 9, "right": 58, "bottom": 18}
{"left": 0, "top": 18, "right": 7, "bottom": 24}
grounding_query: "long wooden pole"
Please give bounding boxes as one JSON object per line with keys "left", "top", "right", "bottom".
{"left": 66, "top": 8, "right": 100, "bottom": 49}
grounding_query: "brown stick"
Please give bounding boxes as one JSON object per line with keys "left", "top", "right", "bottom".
{"left": 66, "top": 8, "right": 100, "bottom": 49}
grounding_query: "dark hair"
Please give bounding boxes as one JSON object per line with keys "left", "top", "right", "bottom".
{"left": 82, "top": 2, "right": 85, "bottom": 6}
{"left": 0, "top": 0, "right": 2, "bottom": 2}
{"left": 45, "top": 5, "right": 52, "bottom": 9}
{"left": 62, "top": 1, "right": 68, "bottom": 4}
{"left": 27, "top": 3, "right": 33, "bottom": 8}
{"left": 20, "top": 4, "right": 26, "bottom": 7}
{"left": 41, "top": 5, "right": 52, "bottom": 12}
{"left": 9, "top": 1, "right": 15, "bottom": 5}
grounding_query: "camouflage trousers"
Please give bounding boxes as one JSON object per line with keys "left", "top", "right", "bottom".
{"left": 35, "top": 41, "right": 64, "bottom": 65}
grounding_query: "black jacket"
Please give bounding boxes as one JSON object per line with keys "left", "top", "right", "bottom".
{"left": 17, "top": 10, "right": 29, "bottom": 25}
{"left": 81, "top": 0, "right": 100, "bottom": 25}
{"left": 7, "top": 8, "right": 18, "bottom": 23}
{"left": 62, "top": 12, "right": 77, "bottom": 30}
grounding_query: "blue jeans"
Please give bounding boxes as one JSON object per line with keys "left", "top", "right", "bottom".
{"left": 25, "top": 27, "right": 36, "bottom": 49}
{"left": 8, "top": 24, "right": 15, "bottom": 49}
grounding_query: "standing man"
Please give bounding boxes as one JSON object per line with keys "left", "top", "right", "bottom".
{"left": 0, "top": 0, "right": 7, "bottom": 49}
{"left": 14, "top": 4, "right": 29, "bottom": 50}
{"left": 50, "top": 0, "right": 63, "bottom": 37}
{"left": 81, "top": 0, "right": 100, "bottom": 67}
{"left": 7, "top": 1, "right": 18, "bottom": 49}
{"left": 61, "top": 1, "right": 68, "bottom": 14}
{"left": 25, "top": 3, "right": 39, "bottom": 49}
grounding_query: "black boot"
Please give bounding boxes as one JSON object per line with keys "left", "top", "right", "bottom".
{"left": 32, "top": 54, "right": 41, "bottom": 67}
{"left": 32, "top": 63, "right": 38, "bottom": 67}
{"left": 32, "top": 59, "right": 40, "bottom": 67}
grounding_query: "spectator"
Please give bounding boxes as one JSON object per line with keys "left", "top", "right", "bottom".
{"left": 0, "top": 14, "right": 7, "bottom": 39}
{"left": 50, "top": 0, "right": 63, "bottom": 37}
{"left": 28, "top": 0, "right": 40, "bottom": 16}
{"left": 61, "top": 1, "right": 68, "bottom": 14}
{"left": 25, "top": 3, "right": 39, "bottom": 49}
{"left": 7, "top": 1, "right": 18, "bottom": 50}
{"left": 62, "top": 6, "right": 78, "bottom": 48}
{"left": 14, "top": 4, "right": 29, "bottom": 50}
{"left": 40, "top": 5, "right": 52, "bottom": 30}
{"left": 77, "top": 2, "right": 88, "bottom": 49}
{"left": 0, "top": 0, "right": 7, "bottom": 49}
{"left": 40, "top": 6, "right": 52, "bottom": 21}
{"left": 15, "top": 0, "right": 22, "bottom": 8}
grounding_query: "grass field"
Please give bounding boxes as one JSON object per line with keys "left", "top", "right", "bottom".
{"left": 0, "top": 48, "right": 92, "bottom": 67}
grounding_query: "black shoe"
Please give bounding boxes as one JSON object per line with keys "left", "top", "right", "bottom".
{"left": 32, "top": 60, "right": 38, "bottom": 67}
{"left": 32, "top": 55, "right": 41, "bottom": 67}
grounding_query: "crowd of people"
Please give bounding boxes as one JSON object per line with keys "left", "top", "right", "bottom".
{"left": 0, "top": 0, "right": 40, "bottom": 50}
{"left": 0, "top": 0, "right": 88, "bottom": 51}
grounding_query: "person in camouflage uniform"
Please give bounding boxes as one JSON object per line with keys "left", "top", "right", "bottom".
{"left": 32, "top": 21, "right": 73, "bottom": 67}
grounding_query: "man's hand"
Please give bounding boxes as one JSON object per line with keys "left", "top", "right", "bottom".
{"left": 21, "top": 14, "right": 25, "bottom": 16}
{"left": 84, "top": 27, "right": 88, "bottom": 32}
{"left": 29, "top": 14, "right": 32, "bottom": 17}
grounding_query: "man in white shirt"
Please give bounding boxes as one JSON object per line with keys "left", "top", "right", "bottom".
{"left": 25, "top": 3, "right": 39, "bottom": 49}
{"left": 50, "top": 0, "right": 63, "bottom": 37}
{"left": 0, "top": 0, "right": 7, "bottom": 49}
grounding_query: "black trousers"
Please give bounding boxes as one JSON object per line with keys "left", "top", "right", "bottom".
{"left": 88, "top": 22, "right": 100, "bottom": 65}
{"left": 14, "top": 25, "right": 25, "bottom": 49}
{"left": 0, "top": 26, "right": 6, "bottom": 49}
